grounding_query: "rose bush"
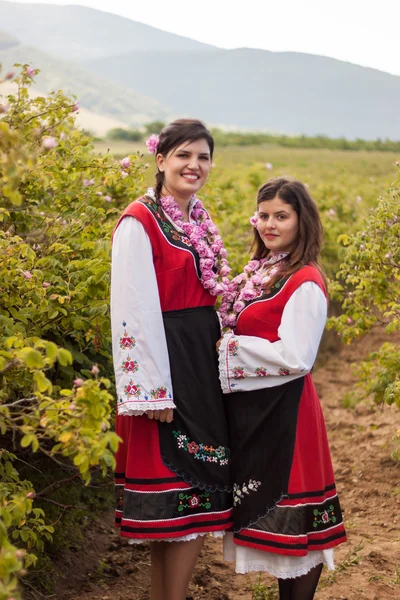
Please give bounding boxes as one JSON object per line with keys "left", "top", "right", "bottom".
{"left": 0, "top": 65, "right": 147, "bottom": 599}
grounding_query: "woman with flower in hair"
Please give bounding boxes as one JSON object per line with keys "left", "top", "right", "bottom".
{"left": 111, "top": 119, "right": 232, "bottom": 600}
{"left": 218, "top": 178, "right": 346, "bottom": 600}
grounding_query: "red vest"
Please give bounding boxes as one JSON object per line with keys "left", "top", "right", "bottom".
{"left": 114, "top": 197, "right": 216, "bottom": 312}
{"left": 235, "top": 266, "right": 327, "bottom": 341}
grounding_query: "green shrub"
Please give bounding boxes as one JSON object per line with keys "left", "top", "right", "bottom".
{"left": 0, "top": 65, "right": 147, "bottom": 599}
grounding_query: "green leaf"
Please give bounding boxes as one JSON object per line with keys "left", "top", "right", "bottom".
{"left": 18, "top": 348, "right": 44, "bottom": 369}
{"left": 33, "top": 370, "right": 52, "bottom": 393}
{"left": 57, "top": 348, "right": 72, "bottom": 366}
{"left": 21, "top": 434, "right": 36, "bottom": 448}
{"left": 45, "top": 341, "right": 58, "bottom": 361}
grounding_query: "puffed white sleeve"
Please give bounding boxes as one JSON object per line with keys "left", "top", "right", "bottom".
{"left": 111, "top": 216, "right": 176, "bottom": 415}
{"left": 218, "top": 282, "right": 327, "bottom": 393}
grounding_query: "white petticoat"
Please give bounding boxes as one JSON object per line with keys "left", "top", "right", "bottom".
{"left": 223, "top": 533, "right": 335, "bottom": 579}
{"left": 128, "top": 530, "right": 225, "bottom": 544}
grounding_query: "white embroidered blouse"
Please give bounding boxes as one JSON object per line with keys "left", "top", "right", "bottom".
{"left": 111, "top": 196, "right": 199, "bottom": 416}
{"left": 218, "top": 281, "right": 327, "bottom": 394}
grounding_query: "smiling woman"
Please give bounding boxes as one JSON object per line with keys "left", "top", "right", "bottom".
{"left": 156, "top": 139, "right": 212, "bottom": 219}
{"left": 111, "top": 119, "right": 232, "bottom": 600}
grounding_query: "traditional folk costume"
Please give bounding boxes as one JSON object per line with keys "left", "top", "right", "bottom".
{"left": 111, "top": 192, "right": 232, "bottom": 543}
{"left": 218, "top": 258, "right": 346, "bottom": 578}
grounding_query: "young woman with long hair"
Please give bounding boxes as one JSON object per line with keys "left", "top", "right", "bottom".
{"left": 218, "top": 177, "right": 346, "bottom": 600}
{"left": 111, "top": 119, "right": 232, "bottom": 600}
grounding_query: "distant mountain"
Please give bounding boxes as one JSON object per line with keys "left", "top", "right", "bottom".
{"left": 1, "top": 1, "right": 399, "bottom": 139}
{"left": 0, "top": 30, "right": 19, "bottom": 51}
{"left": 84, "top": 48, "right": 400, "bottom": 139}
{"left": 0, "top": 1, "right": 217, "bottom": 61}
{"left": 0, "top": 40, "right": 170, "bottom": 127}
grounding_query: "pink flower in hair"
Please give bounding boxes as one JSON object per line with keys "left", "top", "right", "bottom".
{"left": 250, "top": 211, "right": 259, "bottom": 227}
{"left": 146, "top": 134, "right": 160, "bottom": 154}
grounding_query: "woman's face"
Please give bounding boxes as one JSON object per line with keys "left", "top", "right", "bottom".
{"left": 256, "top": 196, "right": 299, "bottom": 253}
{"left": 156, "top": 138, "right": 212, "bottom": 200}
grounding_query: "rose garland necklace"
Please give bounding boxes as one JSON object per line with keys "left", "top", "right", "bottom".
{"left": 218, "top": 252, "right": 288, "bottom": 328}
{"left": 147, "top": 187, "right": 231, "bottom": 296}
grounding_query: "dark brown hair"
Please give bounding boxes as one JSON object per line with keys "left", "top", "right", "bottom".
{"left": 154, "top": 119, "right": 214, "bottom": 200}
{"left": 252, "top": 177, "right": 327, "bottom": 285}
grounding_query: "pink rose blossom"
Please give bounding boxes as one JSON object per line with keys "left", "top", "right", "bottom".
{"left": 328, "top": 208, "right": 336, "bottom": 217}
{"left": 121, "top": 171, "right": 128, "bottom": 179}
{"left": 233, "top": 300, "right": 246, "bottom": 312}
{"left": 251, "top": 274, "right": 263, "bottom": 285}
{"left": 74, "top": 378, "right": 84, "bottom": 387}
{"left": 72, "top": 102, "right": 80, "bottom": 112}
{"left": 182, "top": 223, "right": 195, "bottom": 236}
{"left": 23, "top": 271, "right": 32, "bottom": 279}
{"left": 203, "top": 278, "right": 217, "bottom": 290}
{"left": 200, "top": 258, "right": 214, "bottom": 270}
{"left": 244, "top": 260, "right": 260, "bottom": 273}
{"left": 42, "top": 282, "right": 50, "bottom": 288}
{"left": 96, "top": 191, "right": 103, "bottom": 196}
{"left": 356, "top": 195, "right": 362, "bottom": 203}
{"left": 5, "top": 71, "right": 14, "bottom": 80}
{"left": 241, "top": 288, "right": 258, "bottom": 301}
{"left": 104, "top": 195, "right": 112, "bottom": 202}
{"left": 191, "top": 207, "right": 203, "bottom": 220}
{"left": 26, "top": 491, "right": 35, "bottom": 499}
{"left": 265, "top": 162, "right": 273, "bottom": 170}
{"left": 225, "top": 314, "right": 237, "bottom": 327}
{"left": 219, "top": 264, "right": 231, "bottom": 277}
{"left": 60, "top": 132, "right": 67, "bottom": 140}
{"left": 250, "top": 211, "right": 258, "bottom": 227}
{"left": 120, "top": 157, "right": 131, "bottom": 169}
{"left": 68, "top": 403, "right": 77, "bottom": 411}
{"left": 83, "top": 178, "right": 94, "bottom": 186}
{"left": 26, "top": 67, "right": 35, "bottom": 77}
{"left": 146, "top": 134, "right": 160, "bottom": 154}
{"left": 42, "top": 136, "right": 57, "bottom": 150}
{"left": 91, "top": 365, "right": 100, "bottom": 375}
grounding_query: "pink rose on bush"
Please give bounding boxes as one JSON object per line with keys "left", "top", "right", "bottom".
{"left": 42, "top": 136, "right": 57, "bottom": 150}
{"left": 120, "top": 157, "right": 131, "bottom": 169}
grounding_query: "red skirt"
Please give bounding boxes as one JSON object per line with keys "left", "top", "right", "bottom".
{"left": 226, "top": 374, "right": 347, "bottom": 555}
{"left": 115, "top": 307, "right": 232, "bottom": 541}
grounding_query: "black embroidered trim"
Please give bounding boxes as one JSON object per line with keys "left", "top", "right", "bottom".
{"left": 242, "top": 274, "right": 291, "bottom": 311}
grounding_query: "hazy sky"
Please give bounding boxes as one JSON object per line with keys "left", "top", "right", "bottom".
{"left": 11, "top": 0, "right": 400, "bottom": 76}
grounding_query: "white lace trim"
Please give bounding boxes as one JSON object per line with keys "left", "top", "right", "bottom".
{"left": 218, "top": 333, "right": 232, "bottom": 393}
{"left": 234, "top": 552, "right": 334, "bottom": 578}
{"left": 223, "top": 534, "right": 335, "bottom": 579}
{"left": 128, "top": 530, "right": 225, "bottom": 544}
{"left": 118, "top": 400, "right": 176, "bottom": 416}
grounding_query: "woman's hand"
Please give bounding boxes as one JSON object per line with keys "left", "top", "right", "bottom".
{"left": 146, "top": 408, "right": 174, "bottom": 423}
{"left": 216, "top": 337, "right": 223, "bottom": 351}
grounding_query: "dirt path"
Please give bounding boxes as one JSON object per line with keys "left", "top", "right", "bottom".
{"left": 54, "top": 331, "right": 400, "bottom": 600}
